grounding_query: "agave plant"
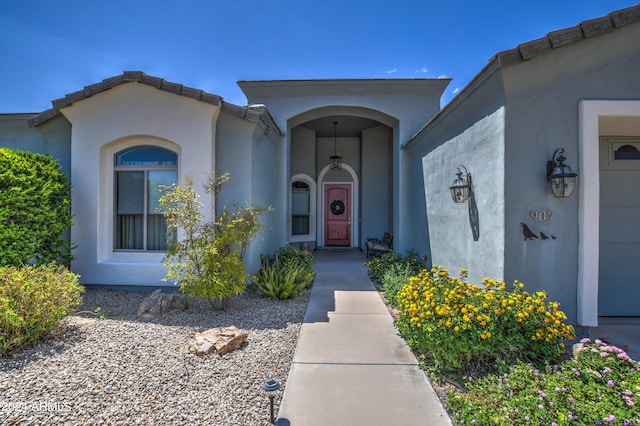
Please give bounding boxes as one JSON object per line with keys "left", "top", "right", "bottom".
{"left": 254, "top": 247, "right": 315, "bottom": 299}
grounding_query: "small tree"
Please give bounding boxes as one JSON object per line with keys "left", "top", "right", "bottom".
{"left": 157, "top": 172, "right": 269, "bottom": 310}
{"left": 0, "top": 148, "right": 72, "bottom": 267}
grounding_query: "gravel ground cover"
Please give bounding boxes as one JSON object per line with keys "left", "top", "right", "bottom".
{"left": 0, "top": 287, "right": 310, "bottom": 425}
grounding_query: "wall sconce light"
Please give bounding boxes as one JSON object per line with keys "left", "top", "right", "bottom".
{"left": 330, "top": 121, "right": 342, "bottom": 170}
{"left": 263, "top": 378, "right": 280, "bottom": 424}
{"left": 546, "top": 148, "right": 577, "bottom": 198}
{"left": 449, "top": 165, "right": 472, "bottom": 203}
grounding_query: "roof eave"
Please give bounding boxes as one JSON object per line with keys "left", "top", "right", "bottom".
{"left": 28, "top": 71, "right": 224, "bottom": 127}
{"left": 403, "top": 3, "right": 640, "bottom": 148}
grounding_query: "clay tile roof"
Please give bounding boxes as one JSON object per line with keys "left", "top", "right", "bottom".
{"left": 28, "top": 71, "right": 226, "bottom": 127}
{"left": 494, "top": 4, "right": 640, "bottom": 67}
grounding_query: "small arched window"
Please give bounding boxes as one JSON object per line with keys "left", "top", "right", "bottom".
{"left": 292, "top": 181, "right": 311, "bottom": 236}
{"left": 614, "top": 144, "right": 640, "bottom": 160}
{"left": 114, "top": 146, "right": 177, "bottom": 251}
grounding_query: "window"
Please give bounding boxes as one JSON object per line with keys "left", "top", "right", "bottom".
{"left": 614, "top": 144, "right": 640, "bottom": 160}
{"left": 114, "top": 147, "right": 177, "bottom": 251}
{"left": 292, "top": 181, "right": 310, "bottom": 236}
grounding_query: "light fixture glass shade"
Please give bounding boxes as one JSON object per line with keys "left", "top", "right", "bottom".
{"left": 546, "top": 149, "right": 577, "bottom": 198}
{"left": 449, "top": 176, "right": 469, "bottom": 203}
{"left": 330, "top": 154, "right": 342, "bottom": 170}
{"left": 548, "top": 164, "right": 577, "bottom": 198}
{"left": 330, "top": 120, "right": 341, "bottom": 169}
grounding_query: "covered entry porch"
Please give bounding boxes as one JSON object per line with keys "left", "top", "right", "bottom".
{"left": 288, "top": 109, "right": 396, "bottom": 251}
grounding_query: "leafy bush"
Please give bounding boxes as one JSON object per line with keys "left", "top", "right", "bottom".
{"left": 269, "top": 244, "right": 316, "bottom": 270}
{"left": 381, "top": 263, "right": 416, "bottom": 308}
{"left": 0, "top": 148, "right": 72, "bottom": 267}
{"left": 395, "top": 266, "right": 575, "bottom": 372}
{"left": 158, "top": 173, "right": 269, "bottom": 310}
{"left": 448, "top": 339, "right": 640, "bottom": 424}
{"left": 365, "top": 249, "right": 427, "bottom": 306}
{"left": 365, "top": 250, "right": 404, "bottom": 283}
{"left": 0, "top": 264, "right": 83, "bottom": 354}
{"left": 254, "top": 246, "right": 315, "bottom": 299}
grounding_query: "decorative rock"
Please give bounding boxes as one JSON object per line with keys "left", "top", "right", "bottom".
{"left": 189, "top": 326, "right": 248, "bottom": 356}
{"left": 136, "top": 289, "right": 187, "bottom": 319}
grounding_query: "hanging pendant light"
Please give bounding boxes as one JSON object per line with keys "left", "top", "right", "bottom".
{"left": 330, "top": 120, "right": 342, "bottom": 170}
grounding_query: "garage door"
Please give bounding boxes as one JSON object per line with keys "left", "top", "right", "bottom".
{"left": 599, "top": 138, "right": 640, "bottom": 316}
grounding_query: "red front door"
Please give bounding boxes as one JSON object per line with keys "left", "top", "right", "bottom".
{"left": 325, "top": 184, "right": 351, "bottom": 246}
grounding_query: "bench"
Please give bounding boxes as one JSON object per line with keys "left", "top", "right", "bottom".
{"left": 366, "top": 232, "right": 393, "bottom": 258}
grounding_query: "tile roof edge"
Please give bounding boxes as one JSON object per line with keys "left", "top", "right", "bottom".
{"left": 28, "top": 71, "right": 225, "bottom": 127}
{"left": 493, "top": 4, "right": 640, "bottom": 68}
{"left": 221, "top": 102, "right": 283, "bottom": 136}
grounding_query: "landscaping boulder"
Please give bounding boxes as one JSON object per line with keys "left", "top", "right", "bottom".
{"left": 136, "top": 289, "right": 188, "bottom": 319}
{"left": 189, "top": 326, "right": 248, "bottom": 356}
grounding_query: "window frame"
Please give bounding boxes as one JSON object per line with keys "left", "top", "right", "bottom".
{"left": 113, "top": 146, "right": 178, "bottom": 252}
{"left": 290, "top": 174, "right": 316, "bottom": 243}
{"left": 602, "top": 137, "right": 640, "bottom": 170}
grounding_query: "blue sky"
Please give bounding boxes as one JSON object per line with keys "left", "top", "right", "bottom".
{"left": 0, "top": 0, "right": 637, "bottom": 113}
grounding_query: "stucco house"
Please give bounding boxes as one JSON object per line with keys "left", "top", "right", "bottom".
{"left": 410, "top": 4, "right": 640, "bottom": 331}
{"left": 1, "top": 5, "right": 639, "bottom": 331}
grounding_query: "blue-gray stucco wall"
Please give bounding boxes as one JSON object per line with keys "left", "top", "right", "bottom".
{"left": 0, "top": 114, "right": 71, "bottom": 177}
{"left": 502, "top": 21, "right": 640, "bottom": 326}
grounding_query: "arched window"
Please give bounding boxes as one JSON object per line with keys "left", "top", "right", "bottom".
{"left": 114, "top": 146, "right": 177, "bottom": 251}
{"left": 292, "top": 181, "right": 311, "bottom": 236}
{"left": 614, "top": 144, "right": 640, "bottom": 160}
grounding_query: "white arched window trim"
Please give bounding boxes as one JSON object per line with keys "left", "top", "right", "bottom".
{"left": 99, "top": 136, "right": 180, "bottom": 263}
{"left": 290, "top": 174, "right": 317, "bottom": 243}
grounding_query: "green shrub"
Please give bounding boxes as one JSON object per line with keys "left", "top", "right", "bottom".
{"left": 365, "top": 249, "right": 427, "bottom": 307}
{"left": 157, "top": 173, "right": 269, "bottom": 310}
{"left": 448, "top": 339, "right": 640, "bottom": 424}
{"left": 365, "top": 250, "right": 404, "bottom": 283}
{"left": 254, "top": 246, "right": 315, "bottom": 299}
{"left": 269, "top": 244, "right": 316, "bottom": 270}
{"left": 0, "top": 148, "right": 72, "bottom": 267}
{"left": 0, "top": 264, "right": 83, "bottom": 355}
{"left": 395, "top": 266, "right": 575, "bottom": 372}
{"left": 381, "top": 262, "right": 419, "bottom": 307}
{"left": 365, "top": 249, "right": 427, "bottom": 284}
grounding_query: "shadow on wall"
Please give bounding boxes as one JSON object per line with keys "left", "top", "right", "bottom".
{"left": 468, "top": 185, "right": 480, "bottom": 241}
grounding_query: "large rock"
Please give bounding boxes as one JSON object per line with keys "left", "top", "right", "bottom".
{"left": 136, "top": 289, "right": 188, "bottom": 319}
{"left": 189, "top": 326, "right": 248, "bottom": 356}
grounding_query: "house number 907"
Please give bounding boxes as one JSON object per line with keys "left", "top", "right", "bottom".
{"left": 530, "top": 210, "right": 554, "bottom": 222}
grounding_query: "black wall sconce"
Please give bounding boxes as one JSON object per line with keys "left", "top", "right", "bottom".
{"left": 449, "top": 165, "right": 472, "bottom": 203}
{"left": 546, "top": 148, "right": 577, "bottom": 198}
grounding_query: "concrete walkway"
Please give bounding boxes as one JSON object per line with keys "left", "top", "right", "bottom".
{"left": 276, "top": 249, "right": 451, "bottom": 426}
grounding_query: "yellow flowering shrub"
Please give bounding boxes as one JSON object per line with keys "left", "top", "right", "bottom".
{"left": 395, "top": 266, "right": 575, "bottom": 372}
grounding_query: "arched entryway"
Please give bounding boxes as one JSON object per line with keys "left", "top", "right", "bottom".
{"left": 288, "top": 107, "right": 396, "bottom": 250}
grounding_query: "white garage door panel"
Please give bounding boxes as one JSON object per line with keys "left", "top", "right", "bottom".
{"left": 600, "top": 171, "right": 640, "bottom": 207}
{"left": 599, "top": 138, "right": 640, "bottom": 316}
{"left": 599, "top": 207, "right": 640, "bottom": 243}
{"left": 599, "top": 279, "right": 640, "bottom": 316}
{"left": 599, "top": 243, "right": 640, "bottom": 279}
